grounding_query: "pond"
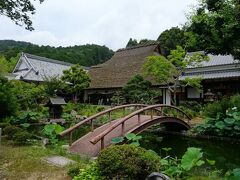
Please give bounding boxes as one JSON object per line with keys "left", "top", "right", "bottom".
{"left": 140, "top": 132, "right": 240, "bottom": 172}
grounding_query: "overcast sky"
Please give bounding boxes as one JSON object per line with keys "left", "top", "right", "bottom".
{"left": 0, "top": 0, "right": 198, "bottom": 50}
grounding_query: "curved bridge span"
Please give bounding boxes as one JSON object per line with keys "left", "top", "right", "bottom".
{"left": 60, "top": 104, "right": 191, "bottom": 157}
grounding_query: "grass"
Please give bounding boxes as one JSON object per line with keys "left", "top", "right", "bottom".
{"left": 0, "top": 141, "right": 90, "bottom": 180}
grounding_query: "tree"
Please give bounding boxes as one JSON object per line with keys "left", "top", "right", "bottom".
{"left": 0, "top": 0, "right": 44, "bottom": 30}
{"left": 61, "top": 65, "right": 90, "bottom": 103}
{"left": 143, "top": 46, "right": 208, "bottom": 105}
{"left": 157, "top": 27, "right": 186, "bottom": 56}
{"left": 9, "top": 80, "right": 46, "bottom": 110}
{"left": 0, "top": 54, "right": 18, "bottom": 74}
{"left": 0, "top": 75, "right": 19, "bottom": 119}
{"left": 126, "top": 38, "right": 138, "bottom": 48}
{"left": 186, "top": 0, "right": 240, "bottom": 59}
{"left": 122, "top": 74, "right": 159, "bottom": 104}
{"left": 43, "top": 76, "right": 67, "bottom": 97}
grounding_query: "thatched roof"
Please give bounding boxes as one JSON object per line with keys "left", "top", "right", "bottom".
{"left": 89, "top": 43, "right": 161, "bottom": 89}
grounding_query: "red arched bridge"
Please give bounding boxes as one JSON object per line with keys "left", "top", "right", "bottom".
{"left": 60, "top": 104, "right": 191, "bottom": 157}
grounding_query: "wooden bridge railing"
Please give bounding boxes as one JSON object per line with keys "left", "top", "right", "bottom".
{"left": 59, "top": 104, "right": 149, "bottom": 145}
{"left": 90, "top": 104, "right": 191, "bottom": 150}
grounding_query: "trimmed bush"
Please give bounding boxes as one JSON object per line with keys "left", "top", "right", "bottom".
{"left": 96, "top": 145, "right": 161, "bottom": 180}
{"left": 3, "top": 125, "right": 22, "bottom": 139}
{"left": 12, "top": 131, "right": 34, "bottom": 145}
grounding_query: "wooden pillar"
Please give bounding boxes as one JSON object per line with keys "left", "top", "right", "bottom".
{"left": 101, "top": 137, "right": 105, "bottom": 150}
{"left": 108, "top": 111, "right": 111, "bottom": 124}
{"left": 69, "top": 131, "right": 73, "bottom": 146}
{"left": 138, "top": 113, "right": 141, "bottom": 124}
{"left": 122, "top": 122, "right": 125, "bottom": 136}
{"left": 91, "top": 119, "right": 94, "bottom": 132}
{"left": 151, "top": 109, "right": 154, "bottom": 119}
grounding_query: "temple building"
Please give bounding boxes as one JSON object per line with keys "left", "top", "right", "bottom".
{"left": 85, "top": 43, "right": 240, "bottom": 105}
{"left": 12, "top": 52, "right": 87, "bottom": 82}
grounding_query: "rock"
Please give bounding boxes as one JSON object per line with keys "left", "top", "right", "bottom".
{"left": 42, "top": 138, "right": 49, "bottom": 146}
{"left": 44, "top": 156, "right": 76, "bottom": 167}
{"left": 146, "top": 172, "right": 170, "bottom": 180}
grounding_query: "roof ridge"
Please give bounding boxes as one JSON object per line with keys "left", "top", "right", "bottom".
{"left": 116, "top": 42, "right": 159, "bottom": 52}
{"left": 23, "top": 52, "right": 74, "bottom": 66}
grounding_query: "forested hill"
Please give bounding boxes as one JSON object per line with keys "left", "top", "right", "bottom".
{"left": 0, "top": 40, "right": 114, "bottom": 67}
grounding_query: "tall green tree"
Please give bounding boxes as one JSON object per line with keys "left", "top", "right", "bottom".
{"left": 0, "top": 0, "right": 44, "bottom": 30}
{"left": 122, "top": 74, "right": 159, "bottom": 104}
{"left": 143, "top": 46, "right": 208, "bottom": 105}
{"left": 186, "top": 0, "right": 240, "bottom": 59}
{"left": 61, "top": 65, "right": 90, "bottom": 103}
{"left": 157, "top": 27, "right": 186, "bottom": 56}
{"left": 126, "top": 38, "right": 138, "bottom": 48}
{"left": 0, "top": 76, "right": 19, "bottom": 119}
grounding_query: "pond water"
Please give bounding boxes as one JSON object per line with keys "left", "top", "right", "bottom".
{"left": 140, "top": 132, "right": 240, "bottom": 172}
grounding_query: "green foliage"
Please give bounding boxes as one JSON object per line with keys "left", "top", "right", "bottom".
{"left": 0, "top": 75, "right": 19, "bottom": 119}
{"left": 96, "top": 144, "right": 161, "bottom": 180}
{"left": 0, "top": 0, "right": 44, "bottom": 30}
{"left": 225, "top": 168, "right": 240, "bottom": 180}
{"left": 181, "top": 147, "right": 205, "bottom": 171}
{"left": 63, "top": 103, "right": 105, "bottom": 117}
{"left": 10, "top": 111, "right": 43, "bottom": 125}
{"left": 3, "top": 125, "right": 22, "bottom": 139}
{"left": 9, "top": 80, "right": 46, "bottom": 110}
{"left": 144, "top": 47, "right": 208, "bottom": 105}
{"left": 61, "top": 65, "right": 90, "bottom": 102}
{"left": 12, "top": 130, "right": 34, "bottom": 145}
{"left": 122, "top": 74, "right": 160, "bottom": 104}
{"left": 0, "top": 40, "right": 114, "bottom": 66}
{"left": 157, "top": 27, "right": 186, "bottom": 56}
{"left": 179, "top": 101, "right": 203, "bottom": 118}
{"left": 126, "top": 38, "right": 155, "bottom": 48}
{"left": 73, "top": 162, "right": 103, "bottom": 180}
{"left": 112, "top": 133, "right": 143, "bottom": 146}
{"left": 0, "top": 55, "right": 18, "bottom": 74}
{"left": 195, "top": 107, "right": 240, "bottom": 137}
{"left": 161, "top": 147, "right": 212, "bottom": 178}
{"left": 43, "top": 76, "right": 67, "bottom": 97}
{"left": 43, "top": 124, "right": 65, "bottom": 145}
{"left": 186, "top": 0, "right": 240, "bottom": 59}
{"left": 111, "top": 137, "right": 124, "bottom": 144}
{"left": 68, "top": 162, "right": 86, "bottom": 178}
{"left": 144, "top": 55, "right": 177, "bottom": 84}
{"left": 110, "top": 91, "right": 126, "bottom": 105}
{"left": 203, "top": 95, "right": 240, "bottom": 118}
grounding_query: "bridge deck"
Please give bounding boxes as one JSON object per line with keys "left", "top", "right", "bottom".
{"left": 69, "top": 115, "right": 157, "bottom": 157}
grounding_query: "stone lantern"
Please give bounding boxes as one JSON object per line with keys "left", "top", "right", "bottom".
{"left": 204, "top": 89, "right": 215, "bottom": 102}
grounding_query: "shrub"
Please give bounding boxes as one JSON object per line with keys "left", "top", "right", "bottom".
{"left": 12, "top": 130, "right": 34, "bottom": 145}
{"left": 3, "top": 125, "right": 22, "bottom": 139}
{"left": 68, "top": 163, "right": 82, "bottom": 178}
{"left": 0, "top": 75, "right": 19, "bottom": 119}
{"left": 0, "top": 122, "right": 10, "bottom": 129}
{"left": 73, "top": 162, "right": 103, "bottom": 180}
{"left": 96, "top": 145, "right": 161, "bottom": 180}
{"left": 194, "top": 108, "right": 240, "bottom": 137}
{"left": 10, "top": 111, "right": 43, "bottom": 125}
{"left": 203, "top": 95, "right": 240, "bottom": 119}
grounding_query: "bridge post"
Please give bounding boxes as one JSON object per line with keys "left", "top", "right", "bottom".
{"left": 108, "top": 112, "right": 112, "bottom": 124}
{"left": 91, "top": 119, "right": 94, "bottom": 132}
{"left": 69, "top": 131, "right": 73, "bottom": 146}
{"left": 101, "top": 137, "right": 105, "bottom": 150}
{"left": 151, "top": 109, "right": 154, "bottom": 119}
{"left": 123, "top": 107, "right": 126, "bottom": 116}
{"left": 138, "top": 114, "right": 141, "bottom": 125}
{"left": 122, "top": 122, "right": 125, "bottom": 136}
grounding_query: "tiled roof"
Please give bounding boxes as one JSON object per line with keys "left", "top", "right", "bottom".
{"left": 181, "top": 53, "right": 240, "bottom": 80}
{"left": 13, "top": 53, "right": 87, "bottom": 82}
{"left": 187, "top": 53, "right": 238, "bottom": 68}
{"left": 180, "top": 69, "right": 240, "bottom": 80}
{"left": 89, "top": 44, "right": 160, "bottom": 89}
{"left": 50, "top": 97, "right": 66, "bottom": 105}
